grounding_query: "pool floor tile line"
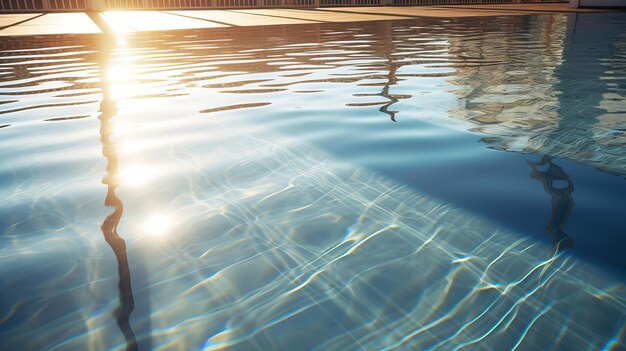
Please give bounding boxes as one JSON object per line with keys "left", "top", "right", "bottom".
{"left": 103, "top": 11, "right": 229, "bottom": 31}
{"left": 168, "top": 9, "right": 312, "bottom": 26}
{"left": 0, "top": 13, "right": 44, "bottom": 30}
{"left": 163, "top": 10, "right": 239, "bottom": 27}
{"left": 228, "top": 9, "right": 333, "bottom": 23}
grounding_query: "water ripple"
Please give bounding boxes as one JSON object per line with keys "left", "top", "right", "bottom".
{"left": 0, "top": 12, "right": 625, "bottom": 351}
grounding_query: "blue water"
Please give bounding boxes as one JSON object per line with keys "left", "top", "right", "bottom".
{"left": 0, "top": 12, "right": 625, "bottom": 351}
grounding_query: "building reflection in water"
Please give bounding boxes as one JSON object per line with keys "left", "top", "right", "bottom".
{"left": 435, "top": 13, "right": 625, "bottom": 262}
{"left": 528, "top": 155, "right": 574, "bottom": 253}
{"left": 97, "top": 38, "right": 139, "bottom": 351}
{"left": 446, "top": 13, "right": 626, "bottom": 175}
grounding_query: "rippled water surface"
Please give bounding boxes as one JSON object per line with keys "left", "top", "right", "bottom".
{"left": 1, "top": 12, "right": 625, "bottom": 351}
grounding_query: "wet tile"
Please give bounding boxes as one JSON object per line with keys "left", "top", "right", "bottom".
{"left": 168, "top": 10, "right": 315, "bottom": 26}
{"left": 104, "top": 11, "right": 229, "bottom": 31}
{"left": 0, "top": 13, "right": 41, "bottom": 27}
{"left": 0, "top": 13, "right": 100, "bottom": 36}
{"left": 240, "top": 8, "right": 405, "bottom": 22}
{"left": 319, "top": 6, "right": 525, "bottom": 18}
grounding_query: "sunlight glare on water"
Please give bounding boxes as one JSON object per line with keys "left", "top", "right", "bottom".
{"left": 141, "top": 214, "right": 173, "bottom": 238}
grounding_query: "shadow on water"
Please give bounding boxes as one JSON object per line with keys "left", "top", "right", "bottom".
{"left": 528, "top": 155, "right": 574, "bottom": 253}
{"left": 97, "top": 38, "right": 138, "bottom": 351}
{"left": 0, "top": 13, "right": 623, "bottom": 276}
{"left": 82, "top": 14, "right": 623, "bottom": 273}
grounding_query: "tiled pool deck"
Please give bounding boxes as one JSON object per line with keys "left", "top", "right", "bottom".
{"left": 0, "top": 3, "right": 618, "bottom": 36}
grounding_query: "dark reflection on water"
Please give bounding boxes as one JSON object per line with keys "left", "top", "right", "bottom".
{"left": 97, "top": 40, "right": 139, "bottom": 351}
{"left": 0, "top": 12, "right": 625, "bottom": 351}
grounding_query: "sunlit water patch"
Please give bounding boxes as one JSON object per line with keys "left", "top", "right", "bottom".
{"left": 0, "top": 12, "right": 625, "bottom": 351}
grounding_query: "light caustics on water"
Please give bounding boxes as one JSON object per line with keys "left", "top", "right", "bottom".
{"left": 0, "top": 12, "right": 625, "bottom": 351}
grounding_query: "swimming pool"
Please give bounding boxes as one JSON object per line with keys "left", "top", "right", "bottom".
{"left": 0, "top": 12, "right": 624, "bottom": 351}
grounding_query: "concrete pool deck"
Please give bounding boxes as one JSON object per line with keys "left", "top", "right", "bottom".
{"left": 0, "top": 3, "right": 620, "bottom": 36}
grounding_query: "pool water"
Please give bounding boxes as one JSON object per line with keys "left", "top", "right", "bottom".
{"left": 0, "top": 12, "right": 625, "bottom": 351}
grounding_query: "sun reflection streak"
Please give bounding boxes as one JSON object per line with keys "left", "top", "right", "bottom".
{"left": 118, "top": 165, "right": 155, "bottom": 187}
{"left": 105, "top": 37, "right": 142, "bottom": 101}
